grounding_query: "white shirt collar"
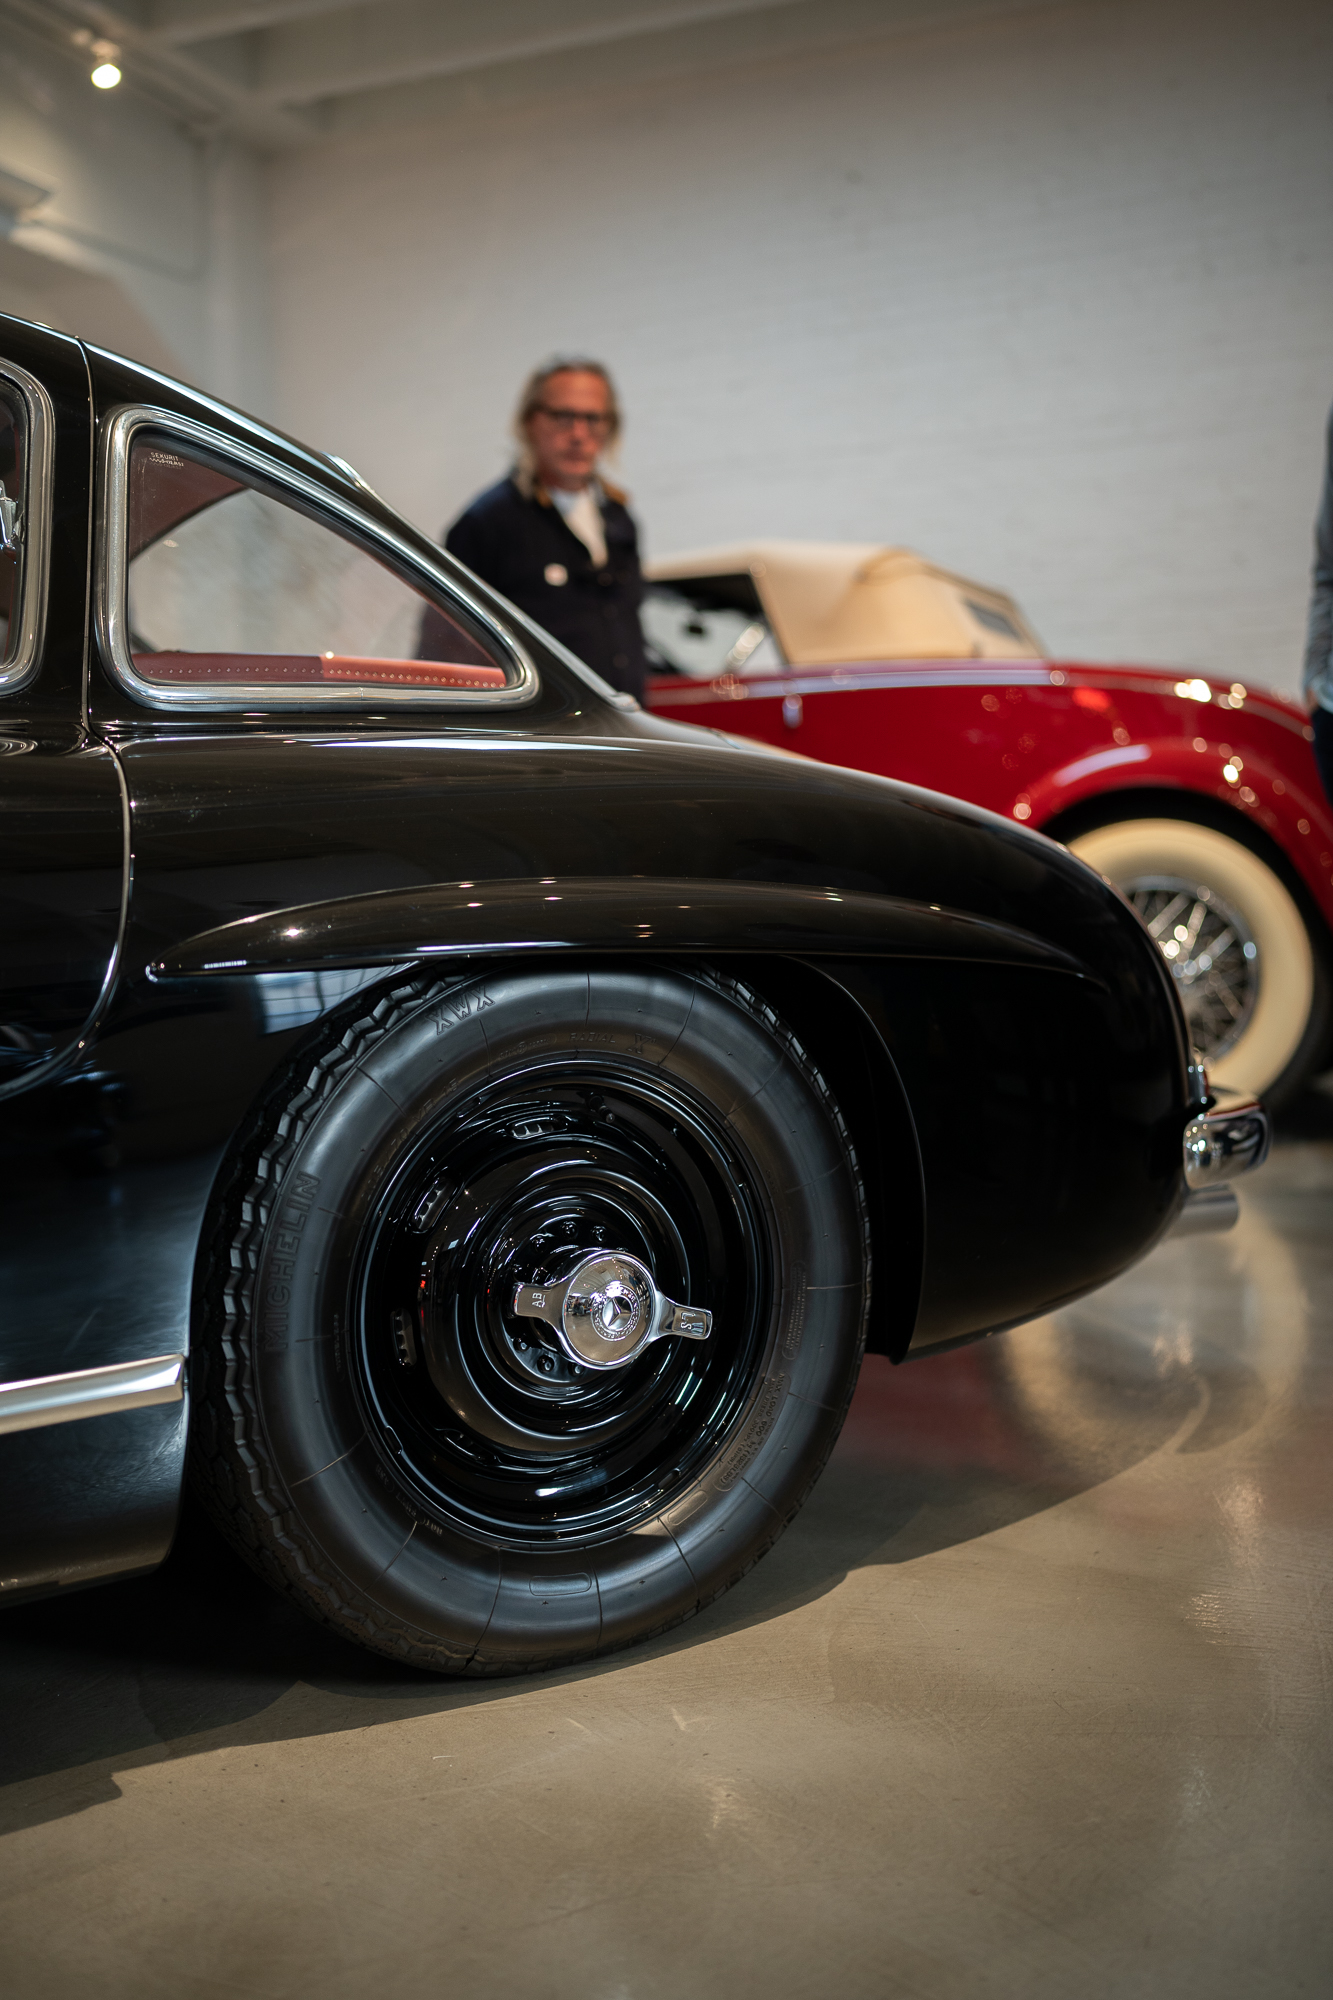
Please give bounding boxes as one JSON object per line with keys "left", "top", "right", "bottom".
{"left": 550, "top": 482, "right": 608, "bottom": 568}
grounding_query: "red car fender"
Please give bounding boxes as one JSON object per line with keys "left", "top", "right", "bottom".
{"left": 1017, "top": 737, "right": 1333, "bottom": 928}
{"left": 646, "top": 658, "right": 1333, "bottom": 935}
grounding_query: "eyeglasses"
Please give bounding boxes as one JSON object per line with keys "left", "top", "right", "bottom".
{"left": 535, "top": 407, "right": 614, "bottom": 434}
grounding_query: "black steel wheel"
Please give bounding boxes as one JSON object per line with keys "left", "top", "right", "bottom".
{"left": 190, "top": 964, "right": 869, "bottom": 1674}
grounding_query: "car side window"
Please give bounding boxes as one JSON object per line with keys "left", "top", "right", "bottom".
{"left": 641, "top": 577, "right": 783, "bottom": 680}
{"left": 119, "top": 429, "right": 515, "bottom": 701}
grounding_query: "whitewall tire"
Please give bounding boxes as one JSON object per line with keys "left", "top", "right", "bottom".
{"left": 1069, "top": 817, "right": 1317, "bottom": 1100}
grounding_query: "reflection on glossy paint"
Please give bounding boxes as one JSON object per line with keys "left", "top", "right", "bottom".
{"left": 1052, "top": 742, "right": 1151, "bottom": 786}
{"left": 254, "top": 965, "right": 391, "bottom": 1033}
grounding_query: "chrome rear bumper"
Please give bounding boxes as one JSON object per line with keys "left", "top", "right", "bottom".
{"left": 1172, "top": 1093, "right": 1271, "bottom": 1236}
{"left": 1183, "top": 1096, "right": 1271, "bottom": 1188}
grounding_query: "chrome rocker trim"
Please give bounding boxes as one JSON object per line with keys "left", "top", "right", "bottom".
{"left": 0, "top": 1353, "right": 185, "bottom": 1437}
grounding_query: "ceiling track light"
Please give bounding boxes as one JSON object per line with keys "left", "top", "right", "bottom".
{"left": 72, "top": 27, "right": 122, "bottom": 88}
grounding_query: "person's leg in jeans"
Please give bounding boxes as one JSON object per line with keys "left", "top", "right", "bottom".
{"left": 1311, "top": 706, "right": 1333, "bottom": 809}
{"left": 1304, "top": 406, "right": 1333, "bottom": 801}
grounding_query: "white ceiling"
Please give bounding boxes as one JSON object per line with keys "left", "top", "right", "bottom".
{"left": 0, "top": 0, "right": 1057, "bottom": 147}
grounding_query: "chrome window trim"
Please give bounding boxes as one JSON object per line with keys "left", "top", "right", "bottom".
{"left": 0, "top": 358, "right": 55, "bottom": 694}
{"left": 0, "top": 1351, "right": 185, "bottom": 1437}
{"left": 649, "top": 661, "right": 1053, "bottom": 707}
{"left": 96, "top": 403, "right": 540, "bottom": 713}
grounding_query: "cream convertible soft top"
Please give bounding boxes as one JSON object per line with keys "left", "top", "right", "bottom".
{"left": 644, "top": 541, "right": 1044, "bottom": 666}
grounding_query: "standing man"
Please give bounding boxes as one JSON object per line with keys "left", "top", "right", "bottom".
{"left": 1305, "top": 404, "right": 1333, "bottom": 804}
{"left": 444, "top": 357, "right": 650, "bottom": 702}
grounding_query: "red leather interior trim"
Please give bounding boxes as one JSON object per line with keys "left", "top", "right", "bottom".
{"left": 132, "top": 652, "right": 507, "bottom": 689}
{"left": 320, "top": 654, "right": 507, "bottom": 687}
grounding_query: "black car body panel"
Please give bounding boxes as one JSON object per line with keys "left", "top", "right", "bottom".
{"left": 0, "top": 313, "right": 1193, "bottom": 1605}
{"left": 152, "top": 874, "right": 1091, "bottom": 979}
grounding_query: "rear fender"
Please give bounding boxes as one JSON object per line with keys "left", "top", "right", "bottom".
{"left": 734, "top": 956, "right": 925, "bottom": 1364}
{"left": 149, "top": 878, "right": 1104, "bottom": 1368}
{"left": 148, "top": 874, "right": 1090, "bottom": 984}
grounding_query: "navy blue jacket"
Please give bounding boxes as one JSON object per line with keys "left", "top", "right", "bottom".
{"left": 444, "top": 474, "right": 649, "bottom": 701}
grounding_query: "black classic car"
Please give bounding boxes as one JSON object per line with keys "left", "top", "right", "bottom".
{"left": 0, "top": 314, "right": 1268, "bottom": 1673}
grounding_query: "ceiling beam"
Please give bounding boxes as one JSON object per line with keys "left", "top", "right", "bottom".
{"left": 6, "top": 0, "right": 815, "bottom": 136}
{"left": 241, "top": 0, "right": 813, "bottom": 110}
{"left": 7, "top": 0, "right": 1053, "bottom": 146}
{"left": 142, "top": 0, "right": 351, "bottom": 48}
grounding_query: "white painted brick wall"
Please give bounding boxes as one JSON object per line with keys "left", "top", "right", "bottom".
{"left": 268, "top": 0, "right": 1333, "bottom": 693}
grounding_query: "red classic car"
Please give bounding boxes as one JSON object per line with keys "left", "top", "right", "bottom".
{"left": 644, "top": 542, "right": 1332, "bottom": 1106}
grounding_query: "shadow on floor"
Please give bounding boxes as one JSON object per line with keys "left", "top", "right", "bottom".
{"left": 0, "top": 1360, "right": 1205, "bottom": 1830}
{"left": 5, "top": 1090, "right": 1311, "bottom": 1836}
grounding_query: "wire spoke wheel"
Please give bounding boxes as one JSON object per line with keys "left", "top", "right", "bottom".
{"left": 1123, "top": 874, "right": 1258, "bottom": 1064}
{"left": 1069, "top": 816, "right": 1323, "bottom": 1102}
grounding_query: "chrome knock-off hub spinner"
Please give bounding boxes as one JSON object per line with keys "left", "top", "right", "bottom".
{"left": 513, "top": 1250, "right": 712, "bottom": 1370}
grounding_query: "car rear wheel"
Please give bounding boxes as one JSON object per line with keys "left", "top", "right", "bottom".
{"left": 189, "top": 964, "right": 869, "bottom": 1675}
{"left": 1069, "top": 816, "right": 1326, "bottom": 1102}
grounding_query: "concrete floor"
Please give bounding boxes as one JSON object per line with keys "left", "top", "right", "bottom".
{"left": 2, "top": 1126, "right": 1332, "bottom": 1999}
